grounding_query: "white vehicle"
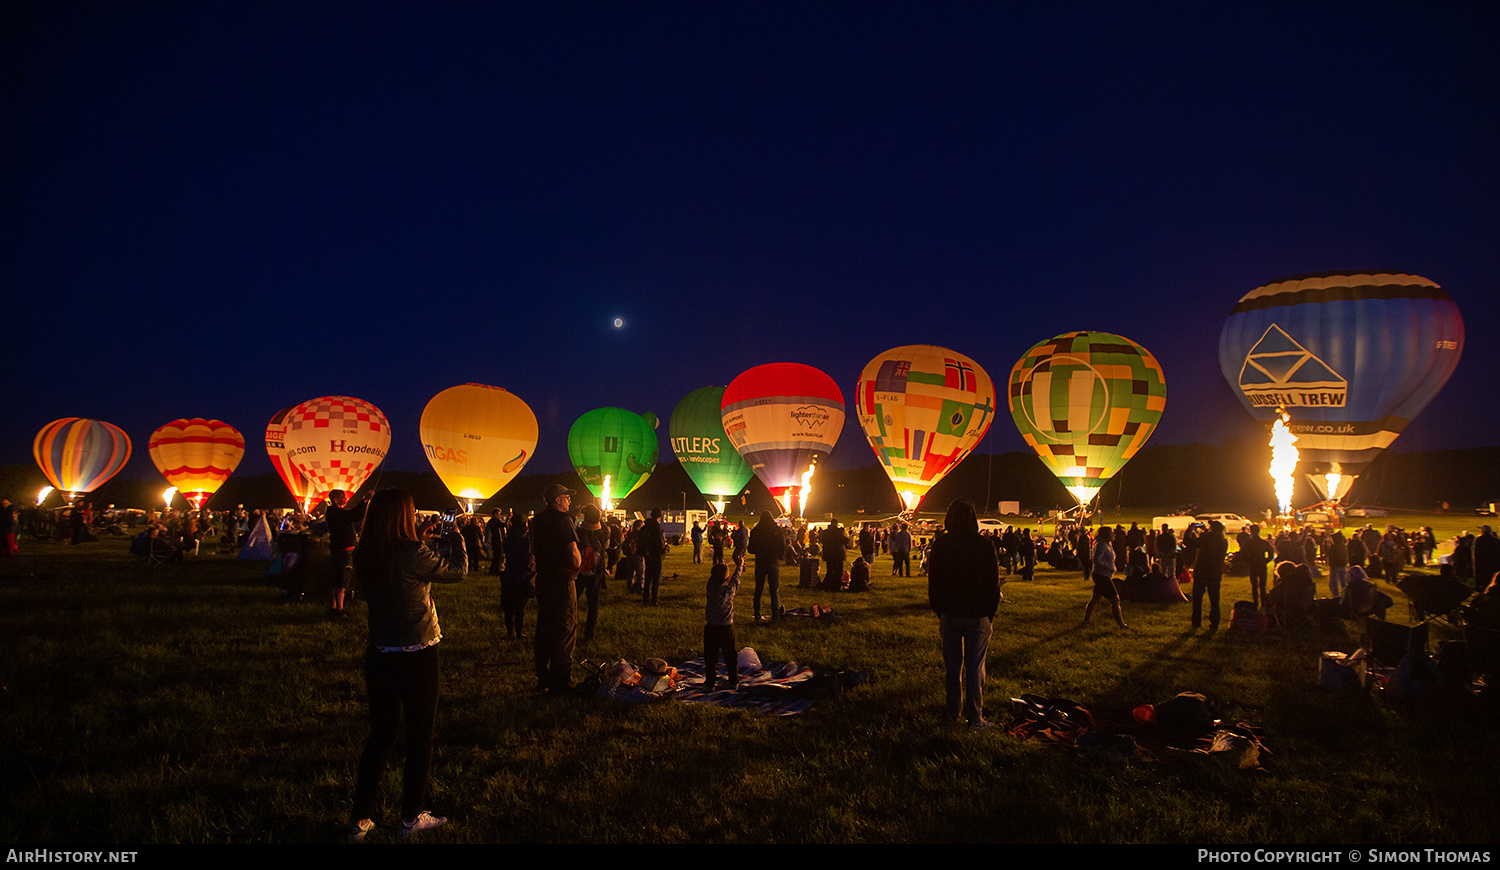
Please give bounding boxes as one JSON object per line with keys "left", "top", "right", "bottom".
{"left": 977, "top": 519, "right": 1007, "bottom": 533}
{"left": 1152, "top": 515, "right": 1199, "bottom": 534}
{"left": 1196, "top": 512, "right": 1252, "bottom": 533}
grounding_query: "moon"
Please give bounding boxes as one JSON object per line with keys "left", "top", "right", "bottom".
{"left": 613, "top": 317, "right": 624, "bottom": 329}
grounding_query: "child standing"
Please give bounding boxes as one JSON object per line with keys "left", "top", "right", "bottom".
{"left": 704, "top": 553, "right": 746, "bottom": 692}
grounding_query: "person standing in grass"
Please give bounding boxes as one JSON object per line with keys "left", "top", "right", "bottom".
{"left": 1191, "top": 521, "right": 1229, "bottom": 631}
{"left": 639, "top": 509, "right": 667, "bottom": 606}
{"left": 1084, "top": 525, "right": 1128, "bottom": 628}
{"left": 325, "top": 489, "right": 370, "bottom": 621}
{"left": 348, "top": 489, "right": 467, "bottom": 842}
{"left": 927, "top": 498, "right": 1001, "bottom": 729}
{"left": 533, "top": 484, "right": 581, "bottom": 691}
{"left": 890, "top": 522, "right": 912, "bottom": 577}
{"left": 703, "top": 553, "right": 746, "bottom": 692}
{"left": 748, "top": 510, "right": 784, "bottom": 622}
{"left": 575, "top": 504, "right": 606, "bottom": 642}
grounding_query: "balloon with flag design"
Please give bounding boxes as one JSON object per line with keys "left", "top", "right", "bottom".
{"left": 1218, "top": 270, "right": 1464, "bottom": 503}
{"left": 281, "top": 396, "right": 391, "bottom": 500}
{"left": 419, "top": 383, "right": 539, "bottom": 505}
{"left": 33, "top": 417, "right": 133, "bottom": 497}
{"left": 147, "top": 418, "right": 245, "bottom": 510}
{"left": 721, "top": 362, "right": 845, "bottom": 515}
{"left": 856, "top": 345, "right": 996, "bottom": 513}
{"left": 1007, "top": 331, "right": 1166, "bottom": 507}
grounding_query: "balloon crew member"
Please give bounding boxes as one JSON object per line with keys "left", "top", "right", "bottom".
{"left": 326, "top": 489, "right": 370, "bottom": 621}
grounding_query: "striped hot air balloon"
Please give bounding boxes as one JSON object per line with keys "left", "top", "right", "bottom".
{"left": 34, "top": 418, "right": 133, "bottom": 497}
{"left": 1008, "top": 332, "right": 1167, "bottom": 508}
{"left": 266, "top": 407, "right": 323, "bottom": 513}
{"left": 721, "top": 363, "right": 845, "bottom": 514}
{"left": 147, "top": 419, "right": 246, "bottom": 510}
{"left": 1219, "top": 270, "right": 1464, "bottom": 503}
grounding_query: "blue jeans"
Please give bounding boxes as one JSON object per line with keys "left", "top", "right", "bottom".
{"left": 939, "top": 616, "right": 992, "bottom": 724}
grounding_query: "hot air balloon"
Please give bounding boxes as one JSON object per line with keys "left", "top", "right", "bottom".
{"left": 1218, "top": 270, "right": 1464, "bottom": 503}
{"left": 281, "top": 396, "right": 391, "bottom": 500}
{"left": 1008, "top": 332, "right": 1166, "bottom": 509}
{"left": 147, "top": 419, "right": 245, "bottom": 510}
{"left": 670, "top": 386, "right": 754, "bottom": 514}
{"left": 721, "top": 362, "right": 845, "bottom": 515}
{"left": 567, "top": 408, "right": 659, "bottom": 507}
{"left": 420, "top": 383, "right": 539, "bottom": 508}
{"left": 34, "top": 418, "right": 133, "bottom": 499}
{"left": 266, "top": 407, "right": 323, "bottom": 513}
{"left": 856, "top": 345, "right": 997, "bottom": 513}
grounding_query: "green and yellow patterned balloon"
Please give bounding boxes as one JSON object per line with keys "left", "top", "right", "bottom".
{"left": 1007, "top": 331, "right": 1167, "bottom": 506}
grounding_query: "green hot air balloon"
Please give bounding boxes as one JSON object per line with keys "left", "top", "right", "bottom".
{"left": 1008, "top": 331, "right": 1167, "bottom": 508}
{"left": 567, "top": 407, "right": 659, "bottom": 506}
{"left": 670, "top": 386, "right": 754, "bottom": 513}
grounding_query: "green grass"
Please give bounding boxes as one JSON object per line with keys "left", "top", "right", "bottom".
{"left": 2, "top": 510, "right": 1497, "bottom": 844}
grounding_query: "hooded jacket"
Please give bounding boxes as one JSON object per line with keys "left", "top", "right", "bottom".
{"left": 927, "top": 500, "right": 1001, "bottom": 619}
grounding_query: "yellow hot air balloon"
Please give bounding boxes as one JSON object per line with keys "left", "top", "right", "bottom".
{"left": 419, "top": 384, "right": 539, "bottom": 504}
{"left": 856, "top": 345, "right": 997, "bottom": 513}
{"left": 147, "top": 418, "right": 246, "bottom": 510}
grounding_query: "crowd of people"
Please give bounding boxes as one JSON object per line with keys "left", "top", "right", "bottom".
{"left": 12, "top": 482, "right": 1498, "bottom": 839}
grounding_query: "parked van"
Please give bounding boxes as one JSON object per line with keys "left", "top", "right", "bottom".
{"left": 1152, "top": 515, "right": 1198, "bottom": 534}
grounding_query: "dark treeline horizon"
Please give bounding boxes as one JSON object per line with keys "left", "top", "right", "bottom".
{"left": 6, "top": 443, "right": 1496, "bottom": 520}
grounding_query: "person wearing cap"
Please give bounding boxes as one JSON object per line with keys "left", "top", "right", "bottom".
{"left": 575, "top": 504, "right": 607, "bottom": 642}
{"left": 532, "top": 484, "right": 581, "bottom": 692}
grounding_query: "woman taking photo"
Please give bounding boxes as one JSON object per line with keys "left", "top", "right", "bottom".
{"left": 347, "top": 490, "right": 467, "bottom": 842}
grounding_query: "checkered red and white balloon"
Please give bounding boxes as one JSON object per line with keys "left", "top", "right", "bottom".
{"left": 281, "top": 396, "right": 391, "bottom": 498}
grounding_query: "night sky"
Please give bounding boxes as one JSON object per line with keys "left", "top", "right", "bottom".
{"left": 8, "top": 3, "right": 1498, "bottom": 488}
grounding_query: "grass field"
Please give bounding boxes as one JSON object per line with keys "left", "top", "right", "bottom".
{"left": 2, "top": 508, "right": 1497, "bottom": 844}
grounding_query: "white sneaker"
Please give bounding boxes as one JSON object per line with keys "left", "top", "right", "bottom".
{"left": 398, "top": 811, "right": 448, "bottom": 838}
{"left": 347, "top": 819, "right": 375, "bottom": 842}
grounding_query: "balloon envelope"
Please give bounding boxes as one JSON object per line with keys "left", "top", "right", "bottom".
{"left": 856, "top": 345, "right": 997, "bottom": 512}
{"left": 420, "top": 383, "right": 539, "bottom": 501}
{"left": 1008, "top": 332, "right": 1166, "bottom": 506}
{"left": 721, "top": 362, "right": 845, "bottom": 501}
{"left": 34, "top": 418, "right": 133, "bottom": 495}
{"left": 148, "top": 418, "right": 245, "bottom": 508}
{"left": 266, "top": 407, "right": 323, "bottom": 512}
{"left": 567, "top": 408, "right": 659, "bottom": 501}
{"left": 670, "top": 386, "right": 754, "bottom": 503}
{"left": 282, "top": 396, "right": 391, "bottom": 498}
{"left": 1218, "top": 270, "right": 1464, "bottom": 500}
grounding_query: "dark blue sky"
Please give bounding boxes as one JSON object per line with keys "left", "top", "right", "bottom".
{"left": 8, "top": 3, "right": 1497, "bottom": 483}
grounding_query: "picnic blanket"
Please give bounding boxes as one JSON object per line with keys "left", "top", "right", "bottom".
{"left": 1009, "top": 692, "right": 1268, "bottom": 768}
{"left": 593, "top": 648, "right": 868, "bottom": 715}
